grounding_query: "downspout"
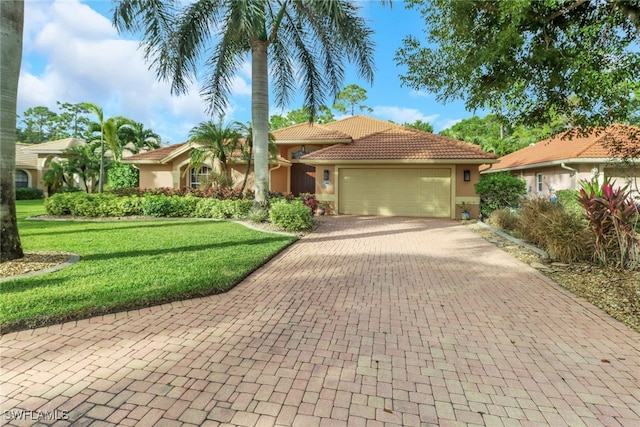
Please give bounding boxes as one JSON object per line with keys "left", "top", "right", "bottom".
{"left": 561, "top": 162, "right": 578, "bottom": 189}
{"left": 268, "top": 163, "right": 281, "bottom": 192}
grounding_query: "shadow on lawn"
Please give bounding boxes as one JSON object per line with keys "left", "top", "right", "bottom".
{"left": 80, "top": 236, "right": 295, "bottom": 262}
{"left": 20, "top": 219, "right": 231, "bottom": 237}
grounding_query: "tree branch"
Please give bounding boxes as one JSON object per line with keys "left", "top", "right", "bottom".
{"left": 546, "top": 0, "right": 588, "bottom": 21}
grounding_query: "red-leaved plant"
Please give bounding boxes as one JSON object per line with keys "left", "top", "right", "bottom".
{"left": 577, "top": 178, "right": 640, "bottom": 269}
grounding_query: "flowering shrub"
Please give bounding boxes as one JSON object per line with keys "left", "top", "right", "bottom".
{"left": 578, "top": 178, "right": 640, "bottom": 268}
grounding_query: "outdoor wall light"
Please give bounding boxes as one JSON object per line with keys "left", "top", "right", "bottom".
{"left": 463, "top": 170, "right": 471, "bottom": 182}
{"left": 301, "top": 145, "right": 306, "bottom": 152}
{"left": 322, "top": 169, "right": 330, "bottom": 186}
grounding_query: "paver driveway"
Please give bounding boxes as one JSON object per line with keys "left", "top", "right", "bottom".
{"left": 1, "top": 217, "right": 639, "bottom": 427}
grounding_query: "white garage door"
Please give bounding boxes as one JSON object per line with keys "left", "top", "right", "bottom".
{"left": 339, "top": 168, "right": 451, "bottom": 217}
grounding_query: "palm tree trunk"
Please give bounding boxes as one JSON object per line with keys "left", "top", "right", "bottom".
{"left": 241, "top": 145, "right": 252, "bottom": 193}
{"left": 0, "top": 0, "right": 25, "bottom": 262}
{"left": 251, "top": 39, "right": 270, "bottom": 206}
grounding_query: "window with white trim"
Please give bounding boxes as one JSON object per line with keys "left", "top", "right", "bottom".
{"left": 190, "top": 166, "right": 211, "bottom": 189}
{"left": 536, "top": 173, "right": 543, "bottom": 193}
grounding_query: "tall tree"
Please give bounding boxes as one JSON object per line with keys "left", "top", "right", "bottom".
{"left": 188, "top": 120, "right": 242, "bottom": 187}
{"left": 403, "top": 119, "right": 433, "bottom": 133}
{"left": 56, "top": 101, "right": 92, "bottom": 139}
{"left": 113, "top": 0, "right": 379, "bottom": 206}
{"left": 63, "top": 143, "right": 103, "bottom": 193}
{"left": 18, "top": 106, "right": 58, "bottom": 143}
{"left": 269, "top": 105, "right": 335, "bottom": 130}
{"left": 0, "top": 0, "right": 25, "bottom": 262}
{"left": 81, "top": 102, "right": 107, "bottom": 192}
{"left": 117, "top": 121, "right": 162, "bottom": 154}
{"left": 395, "top": 0, "right": 640, "bottom": 130}
{"left": 333, "top": 84, "right": 373, "bottom": 115}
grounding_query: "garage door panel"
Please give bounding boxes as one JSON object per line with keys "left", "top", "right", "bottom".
{"left": 339, "top": 168, "right": 451, "bottom": 217}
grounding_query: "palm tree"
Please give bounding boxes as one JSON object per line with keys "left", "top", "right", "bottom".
{"left": 0, "top": 1, "right": 25, "bottom": 262}
{"left": 42, "top": 160, "right": 71, "bottom": 195}
{"left": 188, "top": 120, "right": 242, "bottom": 188}
{"left": 63, "top": 143, "right": 103, "bottom": 193}
{"left": 113, "top": 0, "right": 379, "bottom": 206}
{"left": 118, "top": 121, "right": 162, "bottom": 154}
{"left": 81, "top": 102, "right": 107, "bottom": 193}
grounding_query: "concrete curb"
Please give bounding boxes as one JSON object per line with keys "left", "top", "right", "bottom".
{"left": 0, "top": 253, "right": 80, "bottom": 283}
{"left": 475, "top": 221, "right": 549, "bottom": 259}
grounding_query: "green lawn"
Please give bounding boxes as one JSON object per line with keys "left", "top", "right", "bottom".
{"left": 0, "top": 200, "right": 297, "bottom": 332}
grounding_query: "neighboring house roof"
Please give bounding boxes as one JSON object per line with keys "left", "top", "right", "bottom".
{"left": 15, "top": 143, "right": 38, "bottom": 168}
{"left": 483, "top": 125, "right": 640, "bottom": 173}
{"left": 23, "top": 137, "right": 86, "bottom": 154}
{"left": 122, "top": 142, "right": 189, "bottom": 164}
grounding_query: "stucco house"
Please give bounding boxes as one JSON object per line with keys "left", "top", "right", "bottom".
{"left": 15, "top": 143, "right": 40, "bottom": 189}
{"left": 482, "top": 125, "right": 640, "bottom": 198}
{"left": 124, "top": 116, "right": 497, "bottom": 218}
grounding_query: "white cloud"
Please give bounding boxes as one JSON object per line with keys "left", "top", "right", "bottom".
{"left": 408, "top": 89, "right": 432, "bottom": 98}
{"left": 372, "top": 106, "right": 439, "bottom": 124}
{"left": 439, "top": 118, "right": 463, "bottom": 131}
{"left": 17, "top": 0, "right": 249, "bottom": 144}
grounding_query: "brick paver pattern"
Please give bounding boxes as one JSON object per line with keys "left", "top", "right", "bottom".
{"left": 1, "top": 217, "right": 639, "bottom": 426}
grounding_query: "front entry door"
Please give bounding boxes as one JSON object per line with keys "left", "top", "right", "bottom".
{"left": 290, "top": 163, "right": 316, "bottom": 195}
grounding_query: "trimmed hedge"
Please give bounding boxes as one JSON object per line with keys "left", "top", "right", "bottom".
{"left": 44, "top": 191, "right": 313, "bottom": 232}
{"left": 15, "top": 187, "right": 44, "bottom": 200}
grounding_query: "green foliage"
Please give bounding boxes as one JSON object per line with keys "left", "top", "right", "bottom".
{"left": 517, "top": 199, "right": 592, "bottom": 263}
{"left": 439, "top": 114, "right": 565, "bottom": 156}
{"left": 396, "top": 0, "right": 640, "bottom": 129}
{"left": 247, "top": 207, "right": 269, "bottom": 223}
{"left": 269, "top": 199, "right": 313, "bottom": 231}
{"left": 487, "top": 208, "right": 519, "bottom": 231}
{"left": 403, "top": 119, "right": 434, "bottom": 133}
{"left": 269, "top": 105, "right": 335, "bottom": 130}
{"left": 194, "top": 198, "right": 253, "bottom": 219}
{"left": 141, "top": 195, "right": 199, "bottom": 217}
{"left": 15, "top": 187, "right": 44, "bottom": 200}
{"left": 578, "top": 178, "right": 640, "bottom": 268}
{"left": 333, "top": 84, "right": 372, "bottom": 115}
{"left": 107, "top": 161, "right": 139, "bottom": 189}
{"left": 555, "top": 189, "right": 582, "bottom": 216}
{"left": 475, "top": 173, "right": 526, "bottom": 217}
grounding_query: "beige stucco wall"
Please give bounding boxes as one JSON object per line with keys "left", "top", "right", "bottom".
{"left": 270, "top": 167, "right": 288, "bottom": 193}
{"left": 138, "top": 164, "right": 174, "bottom": 189}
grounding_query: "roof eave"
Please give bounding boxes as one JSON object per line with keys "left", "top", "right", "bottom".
{"left": 302, "top": 158, "right": 499, "bottom": 165}
{"left": 482, "top": 157, "right": 639, "bottom": 173}
{"left": 275, "top": 138, "right": 352, "bottom": 145}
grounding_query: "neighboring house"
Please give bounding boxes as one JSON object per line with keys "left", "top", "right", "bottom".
{"left": 15, "top": 143, "right": 39, "bottom": 189}
{"left": 124, "top": 116, "right": 498, "bottom": 218}
{"left": 482, "top": 125, "right": 640, "bottom": 198}
{"left": 15, "top": 137, "right": 140, "bottom": 193}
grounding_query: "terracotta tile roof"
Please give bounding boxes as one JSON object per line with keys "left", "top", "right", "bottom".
{"left": 123, "top": 142, "right": 188, "bottom": 162}
{"left": 15, "top": 143, "right": 38, "bottom": 168}
{"left": 24, "top": 137, "right": 85, "bottom": 153}
{"left": 271, "top": 122, "right": 352, "bottom": 141}
{"left": 322, "top": 115, "right": 402, "bottom": 139}
{"left": 303, "top": 125, "right": 497, "bottom": 161}
{"left": 487, "top": 125, "right": 640, "bottom": 172}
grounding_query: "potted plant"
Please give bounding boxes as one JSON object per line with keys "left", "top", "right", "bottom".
{"left": 458, "top": 202, "right": 471, "bottom": 220}
{"left": 316, "top": 201, "right": 331, "bottom": 216}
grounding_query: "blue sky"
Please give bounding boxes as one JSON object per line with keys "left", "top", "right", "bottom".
{"left": 19, "top": 0, "right": 477, "bottom": 144}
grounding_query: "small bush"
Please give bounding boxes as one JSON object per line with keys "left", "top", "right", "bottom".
{"left": 44, "top": 193, "right": 75, "bottom": 216}
{"left": 487, "top": 208, "right": 519, "bottom": 231}
{"left": 141, "top": 195, "right": 173, "bottom": 217}
{"left": 269, "top": 200, "right": 313, "bottom": 231}
{"left": 247, "top": 207, "right": 269, "bottom": 223}
{"left": 555, "top": 189, "right": 582, "bottom": 216}
{"left": 475, "top": 172, "right": 526, "bottom": 217}
{"left": 107, "top": 162, "right": 139, "bottom": 189}
{"left": 15, "top": 187, "right": 44, "bottom": 200}
{"left": 517, "top": 198, "right": 592, "bottom": 263}
{"left": 194, "top": 198, "right": 252, "bottom": 219}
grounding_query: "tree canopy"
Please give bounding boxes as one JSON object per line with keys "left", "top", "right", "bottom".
{"left": 395, "top": 0, "right": 640, "bottom": 129}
